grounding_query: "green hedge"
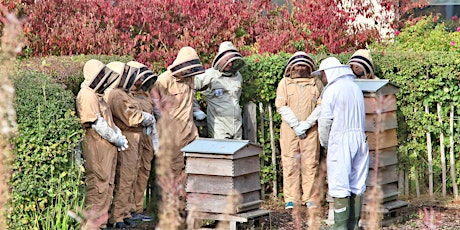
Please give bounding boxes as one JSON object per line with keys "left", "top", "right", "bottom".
{"left": 9, "top": 71, "right": 84, "bottom": 229}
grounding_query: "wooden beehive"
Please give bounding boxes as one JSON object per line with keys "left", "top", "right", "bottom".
{"left": 354, "top": 79, "right": 408, "bottom": 222}
{"left": 181, "top": 138, "right": 263, "bottom": 214}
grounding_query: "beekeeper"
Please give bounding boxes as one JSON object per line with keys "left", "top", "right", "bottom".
{"left": 347, "top": 49, "right": 378, "bottom": 79}
{"left": 105, "top": 61, "right": 156, "bottom": 228}
{"left": 76, "top": 59, "right": 127, "bottom": 230}
{"left": 314, "top": 57, "right": 369, "bottom": 230}
{"left": 194, "top": 41, "right": 244, "bottom": 139}
{"left": 275, "top": 52, "right": 323, "bottom": 210}
{"left": 126, "top": 61, "right": 158, "bottom": 222}
{"left": 151, "top": 46, "right": 205, "bottom": 178}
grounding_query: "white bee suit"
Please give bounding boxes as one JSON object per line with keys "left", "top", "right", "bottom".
{"left": 317, "top": 58, "right": 369, "bottom": 199}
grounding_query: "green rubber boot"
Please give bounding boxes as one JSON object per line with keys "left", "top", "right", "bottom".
{"left": 332, "top": 197, "right": 350, "bottom": 230}
{"left": 348, "top": 193, "right": 363, "bottom": 230}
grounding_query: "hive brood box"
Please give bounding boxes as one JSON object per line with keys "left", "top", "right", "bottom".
{"left": 354, "top": 79, "right": 408, "bottom": 222}
{"left": 182, "top": 138, "right": 263, "bottom": 214}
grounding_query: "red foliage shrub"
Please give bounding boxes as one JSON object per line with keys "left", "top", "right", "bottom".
{"left": 0, "top": 0, "right": 427, "bottom": 70}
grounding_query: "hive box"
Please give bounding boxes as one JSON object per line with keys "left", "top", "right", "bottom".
{"left": 182, "top": 138, "right": 263, "bottom": 214}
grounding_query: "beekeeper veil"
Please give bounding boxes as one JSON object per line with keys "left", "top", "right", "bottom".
{"left": 82, "top": 59, "right": 119, "bottom": 94}
{"left": 283, "top": 52, "right": 315, "bottom": 78}
{"left": 347, "top": 49, "right": 375, "bottom": 79}
{"left": 212, "top": 41, "right": 245, "bottom": 76}
{"left": 127, "top": 61, "right": 158, "bottom": 92}
{"left": 168, "top": 46, "right": 205, "bottom": 79}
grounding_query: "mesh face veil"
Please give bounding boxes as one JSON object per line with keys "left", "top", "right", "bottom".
{"left": 212, "top": 49, "right": 245, "bottom": 76}
{"left": 283, "top": 52, "right": 316, "bottom": 78}
{"left": 118, "top": 65, "right": 139, "bottom": 91}
{"left": 170, "top": 59, "right": 205, "bottom": 78}
{"left": 88, "top": 66, "right": 119, "bottom": 94}
{"left": 167, "top": 47, "right": 205, "bottom": 79}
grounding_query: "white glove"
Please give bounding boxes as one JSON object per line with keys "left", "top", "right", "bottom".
{"left": 318, "top": 118, "right": 333, "bottom": 147}
{"left": 152, "top": 136, "right": 159, "bottom": 153}
{"left": 293, "top": 121, "right": 311, "bottom": 138}
{"left": 145, "top": 126, "right": 153, "bottom": 135}
{"left": 141, "top": 112, "right": 155, "bottom": 126}
{"left": 278, "top": 106, "right": 299, "bottom": 128}
{"left": 305, "top": 105, "right": 321, "bottom": 127}
{"left": 193, "top": 110, "right": 207, "bottom": 120}
{"left": 114, "top": 127, "right": 128, "bottom": 151}
{"left": 91, "top": 114, "right": 119, "bottom": 144}
{"left": 151, "top": 124, "right": 159, "bottom": 153}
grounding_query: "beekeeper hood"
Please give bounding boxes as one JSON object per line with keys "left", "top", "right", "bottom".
{"left": 283, "top": 51, "right": 315, "bottom": 78}
{"left": 168, "top": 46, "right": 205, "bottom": 79}
{"left": 212, "top": 41, "right": 245, "bottom": 76}
{"left": 313, "top": 57, "right": 354, "bottom": 85}
{"left": 105, "top": 61, "right": 137, "bottom": 94}
{"left": 82, "top": 59, "right": 119, "bottom": 94}
{"left": 347, "top": 49, "right": 375, "bottom": 78}
{"left": 126, "top": 61, "right": 158, "bottom": 91}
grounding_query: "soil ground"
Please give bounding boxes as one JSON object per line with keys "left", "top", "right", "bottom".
{"left": 129, "top": 197, "right": 460, "bottom": 229}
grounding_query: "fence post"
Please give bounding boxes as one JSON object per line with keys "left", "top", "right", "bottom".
{"left": 268, "top": 103, "right": 278, "bottom": 198}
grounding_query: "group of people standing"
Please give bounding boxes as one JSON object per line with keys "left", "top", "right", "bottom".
{"left": 276, "top": 49, "right": 376, "bottom": 230}
{"left": 76, "top": 41, "right": 246, "bottom": 229}
{"left": 76, "top": 39, "right": 376, "bottom": 229}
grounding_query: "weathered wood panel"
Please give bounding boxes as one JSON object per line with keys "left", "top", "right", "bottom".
{"left": 369, "top": 147, "right": 397, "bottom": 169}
{"left": 365, "top": 182, "right": 399, "bottom": 203}
{"left": 364, "top": 95, "right": 397, "bottom": 114}
{"left": 366, "top": 128, "right": 398, "bottom": 150}
{"left": 186, "top": 156, "right": 260, "bottom": 176}
{"left": 187, "top": 191, "right": 261, "bottom": 214}
{"left": 366, "top": 164, "right": 398, "bottom": 186}
{"left": 365, "top": 111, "right": 398, "bottom": 132}
{"left": 186, "top": 172, "right": 261, "bottom": 194}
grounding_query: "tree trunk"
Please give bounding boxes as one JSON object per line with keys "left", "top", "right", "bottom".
{"left": 405, "top": 170, "right": 409, "bottom": 197}
{"left": 268, "top": 103, "right": 278, "bottom": 198}
{"left": 399, "top": 169, "right": 405, "bottom": 198}
{"left": 449, "top": 102, "right": 458, "bottom": 198}
{"left": 414, "top": 166, "right": 420, "bottom": 197}
{"left": 425, "top": 103, "right": 433, "bottom": 197}
{"left": 437, "top": 102, "right": 447, "bottom": 197}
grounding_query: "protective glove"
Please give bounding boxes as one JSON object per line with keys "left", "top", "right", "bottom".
{"left": 151, "top": 124, "right": 159, "bottom": 153}
{"left": 193, "top": 110, "right": 207, "bottom": 120}
{"left": 278, "top": 106, "right": 299, "bottom": 128}
{"left": 114, "top": 127, "right": 128, "bottom": 151}
{"left": 152, "top": 135, "right": 159, "bottom": 153}
{"left": 318, "top": 118, "right": 333, "bottom": 147}
{"left": 141, "top": 112, "right": 155, "bottom": 127}
{"left": 92, "top": 114, "right": 119, "bottom": 144}
{"left": 293, "top": 121, "right": 311, "bottom": 138}
{"left": 305, "top": 105, "right": 322, "bottom": 127}
{"left": 145, "top": 126, "right": 153, "bottom": 135}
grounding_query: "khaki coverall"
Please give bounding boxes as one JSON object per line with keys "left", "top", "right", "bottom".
{"left": 107, "top": 88, "right": 145, "bottom": 223}
{"left": 130, "top": 90, "right": 155, "bottom": 214}
{"left": 153, "top": 71, "right": 198, "bottom": 177}
{"left": 275, "top": 77, "right": 323, "bottom": 204}
{"left": 76, "top": 87, "right": 118, "bottom": 223}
